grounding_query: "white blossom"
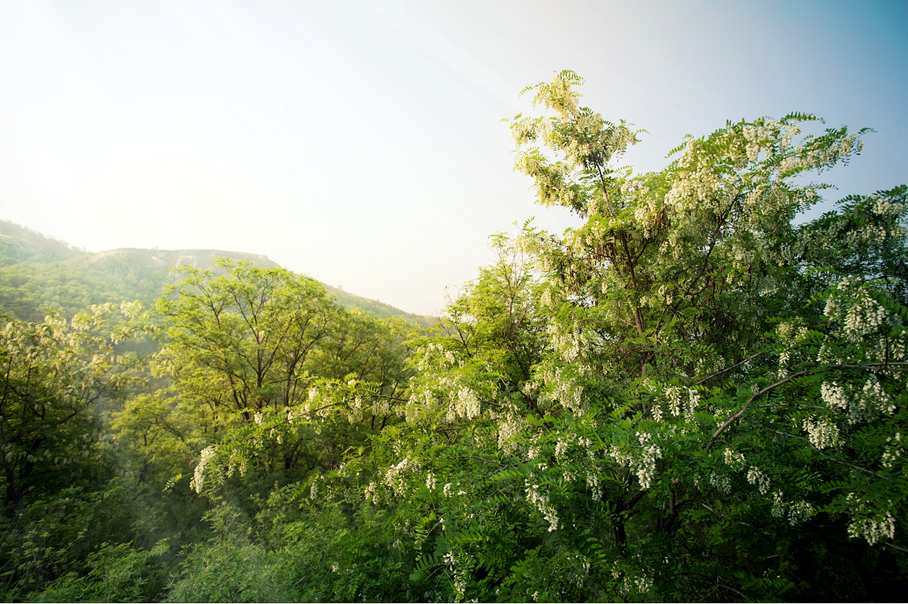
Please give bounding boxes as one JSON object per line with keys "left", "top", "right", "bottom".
{"left": 746, "top": 466, "right": 771, "bottom": 495}
{"left": 455, "top": 387, "right": 481, "bottom": 420}
{"left": 849, "top": 512, "right": 896, "bottom": 546}
{"left": 803, "top": 415, "right": 840, "bottom": 449}
{"left": 497, "top": 416, "right": 523, "bottom": 453}
{"left": 723, "top": 447, "right": 746, "bottom": 469}
{"left": 525, "top": 480, "right": 559, "bottom": 532}
{"left": 708, "top": 472, "right": 731, "bottom": 495}
{"left": 882, "top": 433, "right": 903, "bottom": 469}
{"left": 189, "top": 446, "right": 218, "bottom": 494}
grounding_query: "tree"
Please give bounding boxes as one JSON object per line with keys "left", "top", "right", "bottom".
{"left": 148, "top": 259, "right": 415, "bottom": 506}
{"left": 0, "top": 302, "right": 147, "bottom": 508}
{"left": 155, "top": 260, "right": 339, "bottom": 428}
{"left": 0, "top": 302, "right": 151, "bottom": 598}
{"left": 320, "top": 72, "right": 906, "bottom": 601}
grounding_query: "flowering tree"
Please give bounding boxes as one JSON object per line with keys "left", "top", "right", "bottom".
{"left": 0, "top": 303, "right": 148, "bottom": 507}
{"left": 295, "top": 72, "right": 907, "bottom": 602}
{"left": 0, "top": 303, "right": 153, "bottom": 598}
{"left": 162, "top": 73, "right": 906, "bottom": 602}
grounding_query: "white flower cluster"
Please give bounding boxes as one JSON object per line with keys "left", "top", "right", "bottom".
{"left": 820, "top": 381, "right": 848, "bottom": 411}
{"left": 686, "top": 388, "right": 701, "bottom": 422}
{"left": 787, "top": 500, "right": 817, "bottom": 526}
{"left": 821, "top": 377, "right": 895, "bottom": 424}
{"left": 371, "top": 397, "right": 390, "bottom": 417}
{"left": 538, "top": 366, "right": 585, "bottom": 415}
{"left": 454, "top": 387, "right": 481, "bottom": 420}
{"left": 708, "top": 472, "right": 731, "bottom": 495}
{"left": 586, "top": 470, "right": 603, "bottom": 501}
{"left": 497, "top": 416, "right": 523, "bottom": 453}
{"left": 746, "top": 466, "right": 771, "bottom": 495}
{"left": 631, "top": 573, "right": 653, "bottom": 596}
{"left": 384, "top": 457, "right": 412, "bottom": 496}
{"left": 658, "top": 386, "right": 700, "bottom": 422}
{"left": 666, "top": 386, "right": 682, "bottom": 417}
{"left": 548, "top": 321, "right": 589, "bottom": 363}
{"left": 771, "top": 491, "right": 816, "bottom": 526}
{"left": 742, "top": 122, "right": 779, "bottom": 162}
{"left": 824, "top": 278, "right": 889, "bottom": 342}
{"left": 442, "top": 549, "right": 471, "bottom": 602}
{"left": 665, "top": 160, "right": 725, "bottom": 211}
{"left": 190, "top": 445, "right": 218, "bottom": 494}
{"left": 799, "top": 131, "right": 864, "bottom": 172}
{"left": 871, "top": 194, "right": 906, "bottom": 217}
{"left": 882, "top": 433, "right": 903, "bottom": 469}
{"left": 848, "top": 511, "right": 896, "bottom": 546}
{"left": 425, "top": 472, "right": 437, "bottom": 491}
{"left": 610, "top": 433, "right": 661, "bottom": 490}
{"left": 802, "top": 415, "right": 840, "bottom": 450}
{"left": 611, "top": 563, "right": 653, "bottom": 597}
{"left": 554, "top": 434, "right": 574, "bottom": 464}
{"left": 224, "top": 448, "right": 247, "bottom": 479}
{"left": 651, "top": 401, "right": 664, "bottom": 422}
{"left": 525, "top": 480, "right": 559, "bottom": 532}
{"left": 413, "top": 342, "right": 452, "bottom": 372}
{"left": 844, "top": 224, "right": 888, "bottom": 249}
{"left": 723, "top": 448, "right": 746, "bottom": 469}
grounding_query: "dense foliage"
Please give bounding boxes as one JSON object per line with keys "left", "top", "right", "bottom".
{"left": 1, "top": 72, "right": 905, "bottom": 602}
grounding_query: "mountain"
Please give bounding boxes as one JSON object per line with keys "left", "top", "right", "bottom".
{"left": 0, "top": 220, "right": 436, "bottom": 327}
{"left": 0, "top": 221, "right": 82, "bottom": 265}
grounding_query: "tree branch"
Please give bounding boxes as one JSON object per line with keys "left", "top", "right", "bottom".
{"left": 706, "top": 361, "right": 908, "bottom": 451}
{"left": 706, "top": 369, "right": 815, "bottom": 451}
{"left": 693, "top": 350, "right": 768, "bottom": 386}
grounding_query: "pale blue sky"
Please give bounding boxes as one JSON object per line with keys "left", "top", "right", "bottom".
{"left": 1, "top": 0, "right": 906, "bottom": 315}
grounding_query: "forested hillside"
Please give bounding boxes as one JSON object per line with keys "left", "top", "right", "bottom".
{"left": 1, "top": 73, "right": 906, "bottom": 602}
{"left": 0, "top": 221, "right": 435, "bottom": 327}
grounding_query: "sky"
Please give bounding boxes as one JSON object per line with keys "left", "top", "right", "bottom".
{"left": 1, "top": 0, "right": 906, "bottom": 316}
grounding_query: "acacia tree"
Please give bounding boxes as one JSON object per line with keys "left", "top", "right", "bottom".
{"left": 311, "top": 72, "right": 906, "bottom": 602}
{"left": 0, "top": 303, "right": 148, "bottom": 508}
{"left": 0, "top": 303, "right": 152, "bottom": 598}
{"left": 142, "top": 259, "right": 416, "bottom": 506}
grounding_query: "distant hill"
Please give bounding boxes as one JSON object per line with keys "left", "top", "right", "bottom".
{"left": 0, "top": 221, "right": 82, "bottom": 265}
{"left": 0, "top": 220, "right": 436, "bottom": 327}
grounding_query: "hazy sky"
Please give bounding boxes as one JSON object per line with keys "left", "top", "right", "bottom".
{"left": 1, "top": 0, "right": 906, "bottom": 315}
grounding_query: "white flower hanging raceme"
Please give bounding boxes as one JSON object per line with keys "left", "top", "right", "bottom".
{"left": 497, "top": 416, "right": 523, "bottom": 453}
{"left": 849, "top": 511, "right": 896, "bottom": 546}
{"left": 821, "top": 376, "right": 896, "bottom": 425}
{"left": 525, "top": 479, "right": 559, "bottom": 532}
{"left": 190, "top": 446, "right": 218, "bottom": 494}
{"left": 747, "top": 466, "right": 771, "bottom": 495}
{"left": 383, "top": 457, "right": 413, "bottom": 496}
{"left": 452, "top": 387, "right": 481, "bottom": 420}
{"left": 771, "top": 490, "right": 817, "bottom": 526}
{"left": 609, "top": 433, "right": 661, "bottom": 490}
{"left": 881, "top": 433, "right": 903, "bottom": 469}
{"left": 803, "top": 415, "right": 840, "bottom": 449}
